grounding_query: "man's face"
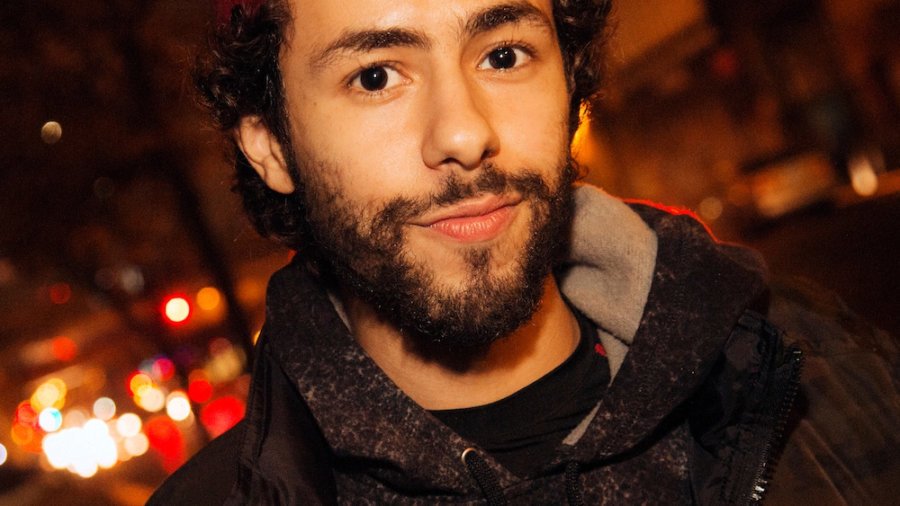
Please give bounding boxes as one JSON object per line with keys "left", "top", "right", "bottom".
{"left": 271, "top": 0, "right": 573, "bottom": 346}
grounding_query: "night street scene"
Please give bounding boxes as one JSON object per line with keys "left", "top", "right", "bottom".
{"left": 0, "top": 0, "right": 897, "bottom": 504}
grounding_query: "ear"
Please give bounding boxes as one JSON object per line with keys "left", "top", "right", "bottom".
{"left": 234, "top": 116, "right": 295, "bottom": 194}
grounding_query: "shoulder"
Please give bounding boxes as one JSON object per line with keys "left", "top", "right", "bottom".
{"left": 147, "top": 423, "right": 244, "bottom": 506}
{"left": 765, "top": 278, "right": 900, "bottom": 503}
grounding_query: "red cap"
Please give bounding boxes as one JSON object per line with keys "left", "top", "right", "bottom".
{"left": 214, "top": 0, "right": 265, "bottom": 25}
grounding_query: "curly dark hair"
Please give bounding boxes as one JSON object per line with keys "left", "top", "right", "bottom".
{"left": 195, "top": 0, "right": 612, "bottom": 250}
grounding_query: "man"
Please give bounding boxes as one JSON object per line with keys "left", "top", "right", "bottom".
{"left": 151, "top": 0, "right": 900, "bottom": 503}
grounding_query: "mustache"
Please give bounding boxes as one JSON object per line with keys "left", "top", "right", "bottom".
{"left": 373, "top": 163, "right": 554, "bottom": 232}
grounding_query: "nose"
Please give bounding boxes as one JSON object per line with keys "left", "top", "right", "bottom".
{"left": 421, "top": 74, "right": 499, "bottom": 171}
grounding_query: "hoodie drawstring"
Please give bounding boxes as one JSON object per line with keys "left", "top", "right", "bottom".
{"left": 462, "top": 448, "right": 508, "bottom": 506}
{"left": 462, "top": 449, "right": 586, "bottom": 506}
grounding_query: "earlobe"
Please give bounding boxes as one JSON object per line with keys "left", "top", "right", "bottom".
{"left": 234, "top": 116, "right": 296, "bottom": 194}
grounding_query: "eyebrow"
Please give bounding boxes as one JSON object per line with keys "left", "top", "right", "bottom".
{"left": 310, "top": 28, "right": 429, "bottom": 70}
{"left": 309, "top": 1, "right": 553, "bottom": 71}
{"left": 464, "top": 1, "right": 553, "bottom": 39}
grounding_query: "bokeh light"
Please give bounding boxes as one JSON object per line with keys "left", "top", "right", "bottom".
{"left": 15, "top": 401, "right": 37, "bottom": 426}
{"left": 206, "top": 338, "right": 245, "bottom": 383}
{"left": 0, "top": 443, "right": 7, "bottom": 466}
{"left": 163, "top": 296, "right": 191, "bottom": 324}
{"left": 51, "top": 336, "right": 78, "bottom": 362}
{"left": 165, "top": 391, "right": 192, "bottom": 422}
{"left": 124, "top": 433, "right": 149, "bottom": 457}
{"left": 93, "top": 397, "right": 116, "bottom": 421}
{"left": 151, "top": 357, "right": 176, "bottom": 382}
{"left": 135, "top": 386, "right": 166, "bottom": 412}
{"left": 40, "top": 120, "right": 62, "bottom": 144}
{"left": 38, "top": 407, "right": 63, "bottom": 432}
{"left": 196, "top": 286, "right": 222, "bottom": 311}
{"left": 187, "top": 371, "right": 213, "bottom": 404}
{"left": 63, "top": 408, "right": 88, "bottom": 429}
{"left": 116, "top": 413, "right": 142, "bottom": 438}
{"left": 31, "top": 378, "right": 67, "bottom": 411}
{"left": 11, "top": 424, "right": 34, "bottom": 446}
{"left": 127, "top": 372, "right": 153, "bottom": 397}
{"left": 42, "top": 421, "right": 118, "bottom": 478}
{"left": 199, "top": 396, "right": 245, "bottom": 438}
{"left": 48, "top": 282, "right": 72, "bottom": 304}
{"left": 145, "top": 416, "right": 184, "bottom": 472}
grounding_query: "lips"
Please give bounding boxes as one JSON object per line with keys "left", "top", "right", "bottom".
{"left": 416, "top": 195, "right": 521, "bottom": 242}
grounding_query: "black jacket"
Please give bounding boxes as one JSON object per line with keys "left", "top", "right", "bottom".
{"left": 150, "top": 187, "right": 899, "bottom": 504}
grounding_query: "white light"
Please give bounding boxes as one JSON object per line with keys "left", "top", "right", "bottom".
{"left": 93, "top": 397, "right": 116, "bottom": 421}
{"left": 165, "top": 297, "right": 191, "bottom": 323}
{"left": 96, "top": 437, "right": 118, "bottom": 469}
{"left": 42, "top": 422, "right": 119, "bottom": 478}
{"left": 166, "top": 392, "right": 192, "bottom": 422}
{"left": 0, "top": 443, "right": 7, "bottom": 466}
{"left": 38, "top": 407, "right": 63, "bottom": 432}
{"left": 42, "top": 431, "right": 70, "bottom": 469}
{"left": 84, "top": 418, "right": 109, "bottom": 437}
{"left": 136, "top": 386, "right": 166, "bottom": 412}
{"left": 124, "top": 434, "right": 149, "bottom": 457}
{"left": 116, "top": 413, "right": 142, "bottom": 438}
{"left": 72, "top": 459, "right": 98, "bottom": 479}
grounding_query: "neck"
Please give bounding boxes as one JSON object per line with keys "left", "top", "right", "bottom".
{"left": 345, "top": 275, "right": 580, "bottom": 410}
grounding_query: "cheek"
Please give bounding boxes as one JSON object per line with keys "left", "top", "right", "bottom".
{"left": 292, "top": 99, "right": 428, "bottom": 211}
{"left": 492, "top": 84, "right": 569, "bottom": 170}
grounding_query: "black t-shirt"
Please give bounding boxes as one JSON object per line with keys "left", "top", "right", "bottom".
{"left": 430, "top": 308, "right": 610, "bottom": 477}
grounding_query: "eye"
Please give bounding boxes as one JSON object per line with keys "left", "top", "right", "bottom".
{"left": 350, "top": 65, "right": 402, "bottom": 92}
{"left": 478, "top": 46, "right": 530, "bottom": 70}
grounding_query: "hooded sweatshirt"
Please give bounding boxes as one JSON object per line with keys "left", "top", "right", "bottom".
{"left": 153, "top": 185, "right": 900, "bottom": 504}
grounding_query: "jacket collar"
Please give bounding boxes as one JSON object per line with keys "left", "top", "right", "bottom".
{"left": 254, "top": 185, "right": 769, "bottom": 491}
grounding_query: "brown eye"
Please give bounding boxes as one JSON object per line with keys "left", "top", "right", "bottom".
{"left": 359, "top": 67, "right": 388, "bottom": 91}
{"left": 478, "top": 46, "right": 530, "bottom": 71}
{"left": 487, "top": 47, "right": 516, "bottom": 69}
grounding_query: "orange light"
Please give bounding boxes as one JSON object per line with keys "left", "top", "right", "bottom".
{"left": 163, "top": 296, "right": 191, "bottom": 324}
{"left": 51, "top": 336, "right": 78, "bottom": 362}
{"left": 196, "top": 286, "right": 222, "bottom": 311}
{"left": 127, "top": 372, "right": 153, "bottom": 397}
{"left": 11, "top": 424, "right": 34, "bottom": 446}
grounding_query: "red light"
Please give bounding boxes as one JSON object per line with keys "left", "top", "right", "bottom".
{"left": 162, "top": 296, "right": 191, "bottom": 324}
{"left": 48, "top": 283, "right": 72, "bottom": 304}
{"left": 187, "top": 378, "right": 213, "bottom": 404}
{"left": 51, "top": 336, "right": 77, "bottom": 362}
{"left": 710, "top": 47, "right": 740, "bottom": 80}
{"left": 14, "top": 401, "right": 37, "bottom": 427}
{"left": 145, "top": 416, "right": 184, "bottom": 472}
{"left": 199, "top": 396, "right": 245, "bottom": 438}
{"left": 151, "top": 357, "right": 176, "bottom": 382}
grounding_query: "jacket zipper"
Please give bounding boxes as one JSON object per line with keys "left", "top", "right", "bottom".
{"left": 746, "top": 347, "right": 804, "bottom": 504}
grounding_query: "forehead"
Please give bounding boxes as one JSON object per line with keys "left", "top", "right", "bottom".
{"left": 283, "top": 0, "right": 556, "bottom": 51}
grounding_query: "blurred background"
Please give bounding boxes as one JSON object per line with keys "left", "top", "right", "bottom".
{"left": 0, "top": 0, "right": 897, "bottom": 503}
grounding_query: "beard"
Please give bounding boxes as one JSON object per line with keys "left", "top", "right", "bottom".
{"left": 286, "top": 149, "right": 576, "bottom": 350}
